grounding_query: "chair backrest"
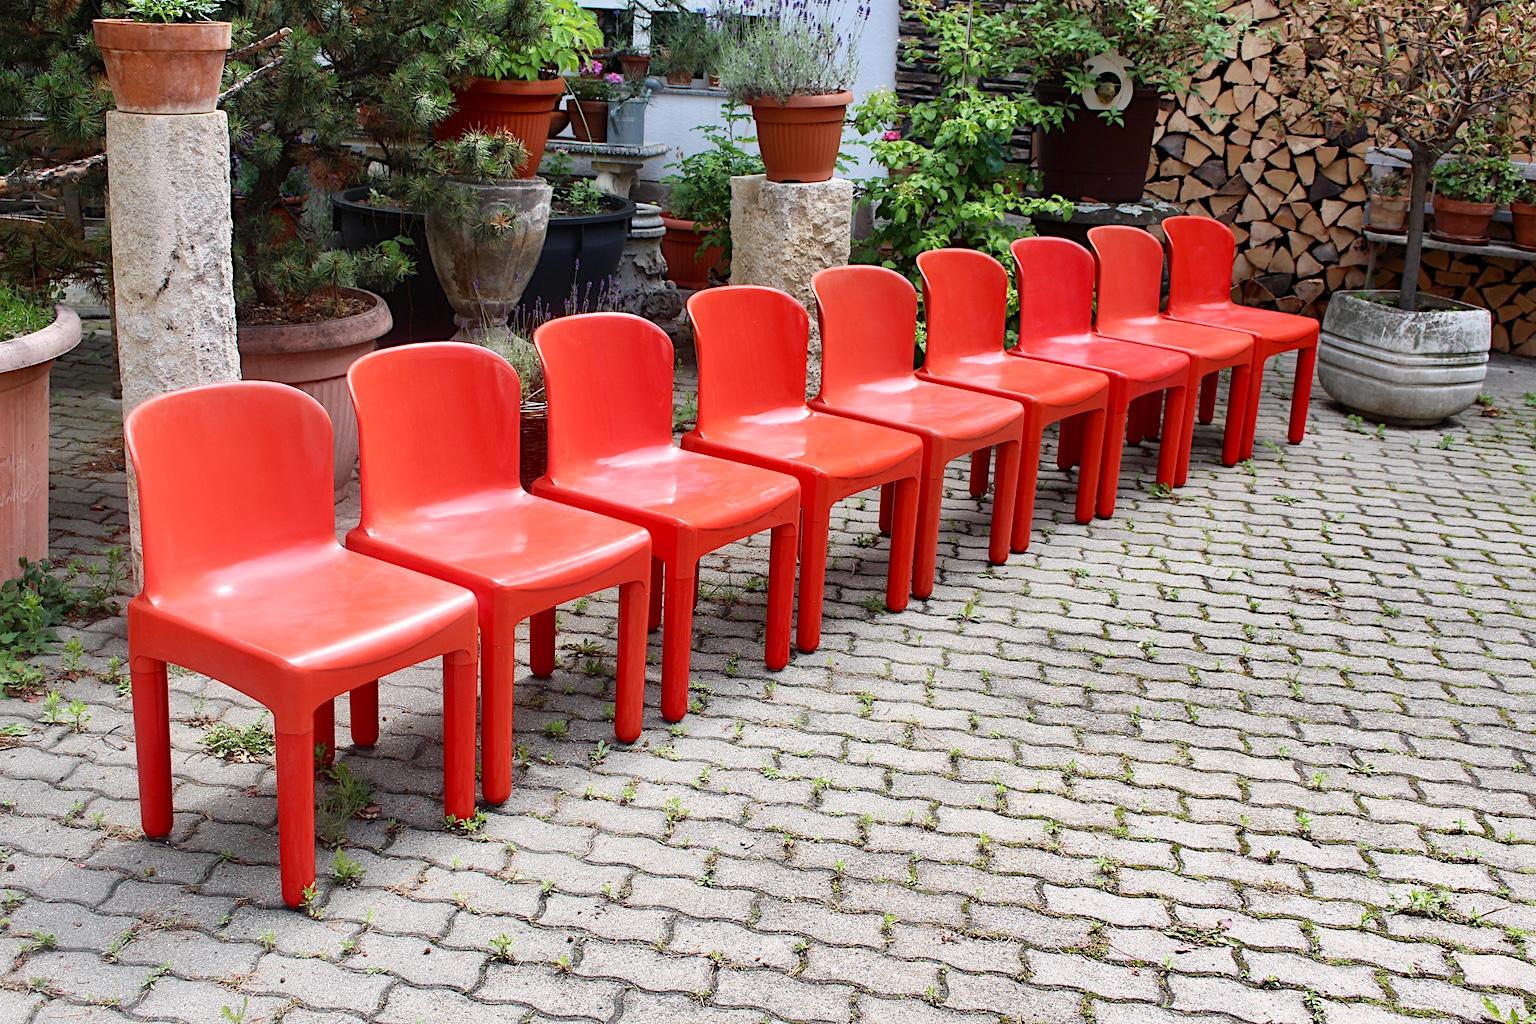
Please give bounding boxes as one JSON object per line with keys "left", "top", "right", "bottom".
{"left": 811, "top": 265, "right": 920, "bottom": 401}
{"left": 916, "top": 248, "right": 1008, "bottom": 373}
{"left": 687, "top": 286, "right": 808, "bottom": 432}
{"left": 348, "top": 343, "right": 522, "bottom": 524}
{"left": 1010, "top": 236, "right": 1097, "bottom": 343}
{"left": 534, "top": 312, "right": 675, "bottom": 477}
{"left": 1086, "top": 225, "right": 1166, "bottom": 330}
{"left": 1163, "top": 215, "right": 1238, "bottom": 312}
{"left": 124, "top": 381, "right": 335, "bottom": 596}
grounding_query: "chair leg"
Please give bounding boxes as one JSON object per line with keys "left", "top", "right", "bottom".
{"left": 530, "top": 608, "right": 556, "bottom": 679}
{"left": 796, "top": 510, "right": 830, "bottom": 654}
{"left": 130, "top": 656, "right": 173, "bottom": 839}
{"left": 968, "top": 449, "right": 991, "bottom": 498}
{"left": 660, "top": 561, "right": 696, "bottom": 722}
{"left": 913, "top": 452, "right": 945, "bottom": 599}
{"left": 441, "top": 650, "right": 477, "bottom": 822}
{"left": 1058, "top": 415, "right": 1082, "bottom": 471}
{"left": 1126, "top": 394, "right": 1147, "bottom": 446}
{"left": 480, "top": 635, "right": 515, "bottom": 805}
{"left": 1289, "top": 344, "right": 1317, "bottom": 444}
{"left": 615, "top": 579, "right": 646, "bottom": 743}
{"left": 766, "top": 522, "right": 797, "bottom": 670}
{"left": 1074, "top": 409, "right": 1106, "bottom": 525}
{"left": 1221, "top": 363, "right": 1252, "bottom": 467}
{"left": 314, "top": 700, "right": 335, "bottom": 767}
{"left": 1241, "top": 354, "right": 1268, "bottom": 460}
{"left": 349, "top": 681, "right": 379, "bottom": 748}
{"left": 1097, "top": 397, "right": 1130, "bottom": 519}
{"left": 1157, "top": 386, "right": 1190, "bottom": 488}
{"left": 1175, "top": 373, "right": 1200, "bottom": 487}
{"left": 1010, "top": 422, "right": 1044, "bottom": 553}
{"left": 1199, "top": 372, "right": 1219, "bottom": 424}
{"left": 275, "top": 723, "right": 317, "bottom": 908}
{"left": 988, "top": 441, "right": 1020, "bottom": 566}
{"left": 648, "top": 557, "right": 663, "bottom": 633}
{"left": 886, "top": 476, "right": 919, "bottom": 613}
{"left": 878, "top": 482, "right": 895, "bottom": 536}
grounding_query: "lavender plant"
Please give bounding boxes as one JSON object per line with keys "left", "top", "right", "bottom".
{"left": 713, "top": 0, "right": 867, "bottom": 104}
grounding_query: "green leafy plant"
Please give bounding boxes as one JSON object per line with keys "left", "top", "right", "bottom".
{"left": 653, "top": 11, "right": 716, "bottom": 79}
{"left": 1432, "top": 143, "right": 1523, "bottom": 204}
{"left": 661, "top": 107, "right": 763, "bottom": 252}
{"left": 555, "top": 177, "right": 608, "bottom": 216}
{"left": 0, "top": 555, "right": 122, "bottom": 694}
{"left": 1369, "top": 169, "right": 1409, "bottom": 198}
{"left": 473, "top": 0, "right": 603, "bottom": 81}
{"left": 0, "top": 283, "right": 52, "bottom": 342}
{"left": 714, "top": 0, "right": 865, "bottom": 104}
{"left": 200, "top": 720, "right": 276, "bottom": 762}
{"left": 118, "top": 0, "right": 222, "bottom": 23}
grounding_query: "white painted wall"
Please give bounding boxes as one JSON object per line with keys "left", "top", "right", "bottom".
{"left": 579, "top": 0, "right": 899, "bottom": 182}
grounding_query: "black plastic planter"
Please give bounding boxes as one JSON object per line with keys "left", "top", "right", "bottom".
{"left": 519, "top": 194, "right": 636, "bottom": 317}
{"left": 332, "top": 186, "right": 456, "bottom": 345}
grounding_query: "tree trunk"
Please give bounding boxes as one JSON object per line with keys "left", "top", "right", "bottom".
{"left": 1398, "top": 148, "right": 1433, "bottom": 312}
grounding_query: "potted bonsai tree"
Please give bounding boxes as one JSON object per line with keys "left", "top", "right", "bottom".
{"left": 714, "top": 0, "right": 864, "bottom": 183}
{"left": 1297, "top": 0, "right": 1536, "bottom": 425}
{"left": 1006, "top": 0, "right": 1238, "bottom": 203}
{"left": 1366, "top": 170, "right": 1412, "bottom": 234}
{"left": 437, "top": 0, "right": 602, "bottom": 178}
{"left": 660, "top": 107, "right": 763, "bottom": 289}
{"left": 1430, "top": 136, "right": 1522, "bottom": 245}
{"left": 93, "top": 0, "right": 232, "bottom": 115}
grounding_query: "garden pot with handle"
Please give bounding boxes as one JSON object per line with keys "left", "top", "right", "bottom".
{"left": 92, "top": 19, "right": 232, "bottom": 115}
{"left": 749, "top": 91, "right": 852, "bottom": 184}
{"left": 436, "top": 78, "right": 566, "bottom": 179}
{"left": 1431, "top": 196, "right": 1496, "bottom": 245}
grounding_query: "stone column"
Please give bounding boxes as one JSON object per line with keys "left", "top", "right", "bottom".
{"left": 107, "top": 110, "right": 241, "bottom": 577}
{"left": 729, "top": 175, "right": 854, "bottom": 396}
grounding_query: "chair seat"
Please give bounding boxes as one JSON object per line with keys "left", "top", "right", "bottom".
{"left": 927, "top": 353, "right": 1107, "bottom": 409}
{"left": 1099, "top": 315, "right": 1254, "bottom": 363}
{"left": 1172, "top": 302, "right": 1319, "bottom": 346}
{"left": 351, "top": 489, "right": 651, "bottom": 595}
{"left": 1016, "top": 333, "right": 1190, "bottom": 383}
{"left": 695, "top": 407, "right": 923, "bottom": 482}
{"left": 555, "top": 445, "right": 800, "bottom": 531}
{"left": 140, "top": 546, "right": 475, "bottom": 675}
{"left": 824, "top": 378, "right": 1021, "bottom": 441}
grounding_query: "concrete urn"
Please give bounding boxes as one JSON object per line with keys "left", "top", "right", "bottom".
{"left": 425, "top": 177, "right": 553, "bottom": 346}
{"left": 0, "top": 305, "right": 82, "bottom": 579}
{"left": 1317, "top": 290, "right": 1492, "bottom": 426}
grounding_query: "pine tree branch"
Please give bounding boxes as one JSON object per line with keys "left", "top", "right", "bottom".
{"left": 0, "top": 153, "right": 106, "bottom": 198}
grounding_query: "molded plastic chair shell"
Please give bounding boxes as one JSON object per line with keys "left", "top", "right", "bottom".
{"left": 916, "top": 248, "right": 1110, "bottom": 549}
{"left": 1087, "top": 224, "right": 1255, "bottom": 482}
{"left": 533, "top": 312, "right": 801, "bottom": 720}
{"left": 1010, "top": 236, "right": 1191, "bottom": 517}
{"left": 345, "top": 343, "right": 652, "bottom": 804}
{"left": 811, "top": 265, "right": 1024, "bottom": 596}
{"left": 1163, "top": 215, "right": 1320, "bottom": 457}
{"left": 685, "top": 285, "right": 922, "bottom": 651}
{"left": 125, "top": 381, "right": 478, "bottom": 907}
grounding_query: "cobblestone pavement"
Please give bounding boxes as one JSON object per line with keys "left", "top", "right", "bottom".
{"left": 1, "top": 324, "right": 1535, "bottom": 1024}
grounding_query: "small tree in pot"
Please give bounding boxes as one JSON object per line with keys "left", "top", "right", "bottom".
{"left": 1295, "top": 0, "right": 1536, "bottom": 424}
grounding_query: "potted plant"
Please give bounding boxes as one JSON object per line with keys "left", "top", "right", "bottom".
{"left": 517, "top": 159, "right": 637, "bottom": 314}
{"left": 660, "top": 108, "right": 763, "bottom": 289}
{"left": 1366, "top": 170, "right": 1412, "bottom": 234}
{"left": 566, "top": 62, "right": 623, "bottom": 143}
{"left": 1007, "top": 0, "right": 1238, "bottom": 203}
{"left": 655, "top": 11, "right": 713, "bottom": 86}
{"left": 93, "top": 0, "right": 232, "bottom": 115}
{"left": 436, "top": 0, "right": 602, "bottom": 178}
{"left": 714, "top": 0, "right": 862, "bottom": 184}
{"left": 1297, "top": 0, "right": 1536, "bottom": 425}
{"left": 607, "top": 72, "right": 656, "bottom": 147}
{"left": 413, "top": 130, "right": 552, "bottom": 346}
{"left": 1430, "top": 140, "right": 1521, "bottom": 245}
{"left": 1512, "top": 178, "right": 1536, "bottom": 251}
{"left": 0, "top": 285, "right": 81, "bottom": 578}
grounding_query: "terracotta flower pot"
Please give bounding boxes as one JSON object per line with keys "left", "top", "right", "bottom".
{"left": 237, "top": 289, "right": 392, "bottom": 500}
{"left": 1367, "top": 194, "right": 1410, "bottom": 234}
{"left": 0, "top": 306, "right": 81, "bottom": 580}
{"left": 92, "top": 19, "right": 232, "bottom": 115}
{"left": 436, "top": 77, "right": 566, "bottom": 179}
{"left": 666, "top": 69, "right": 694, "bottom": 86}
{"left": 548, "top": 108, "right": 570, "bottom": 138}
{"left": 619, "top": 54, "right": 651, "bottom": 78}
{"left": 425, "top": 177, "right": 553, "bottom": 345}
{"left": 660, "top": 214, "right": 724, "bottom": 290}
{"left": 1511, "top": 200, "right": 1536, "bottom": 252}
{"left": 567, "top": 97, "right": 609, "bottom": 143}
{"left": 749, "top": 91, "right": 852, "bottom": 184}
{"left": 1432, "top": 195, "right": 1497, "bottom": 245}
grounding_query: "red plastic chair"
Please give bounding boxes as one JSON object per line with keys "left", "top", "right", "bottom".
{"left": 532, "top": 312, "right": 800, "bottom": 721}
{"left": 1087, "top": 225, "right": 1255, "bottom": 484}
{"left": 915, "top": 248, "right": 1110, "bottom": 550}
{"left": 684, "top": 286, "right": 922, "bottom": 652}
{"left": 125, "top": 382, "right": 478, "bottom": 908}
{"left": 1009, "top": 237, "right": 1192, "bottom": 517}
{"left": 810, "top": 265, "right": 1023, "bottom": 598}
{"left": 1162, "top": 215, "right": 1320, "bottom": 459}
{"left": 345, "top": 344, "right": 651, "bottom": 805}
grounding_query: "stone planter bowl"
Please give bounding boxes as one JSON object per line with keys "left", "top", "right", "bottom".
{"left": 1318, "top": 290, "right": 1491, "bottom": 426}
{"left": 0, "top": 305, "right": 82, "bottom": 580}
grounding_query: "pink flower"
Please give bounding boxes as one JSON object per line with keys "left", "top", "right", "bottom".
{"left": 583, "top": 60, "right": 604, "bottom": 76}
{"left": 604, "top": 72, "right": 624, "bottom": 84}
{"left": 882, "top": 130, "right": 902, "bottom": 142}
